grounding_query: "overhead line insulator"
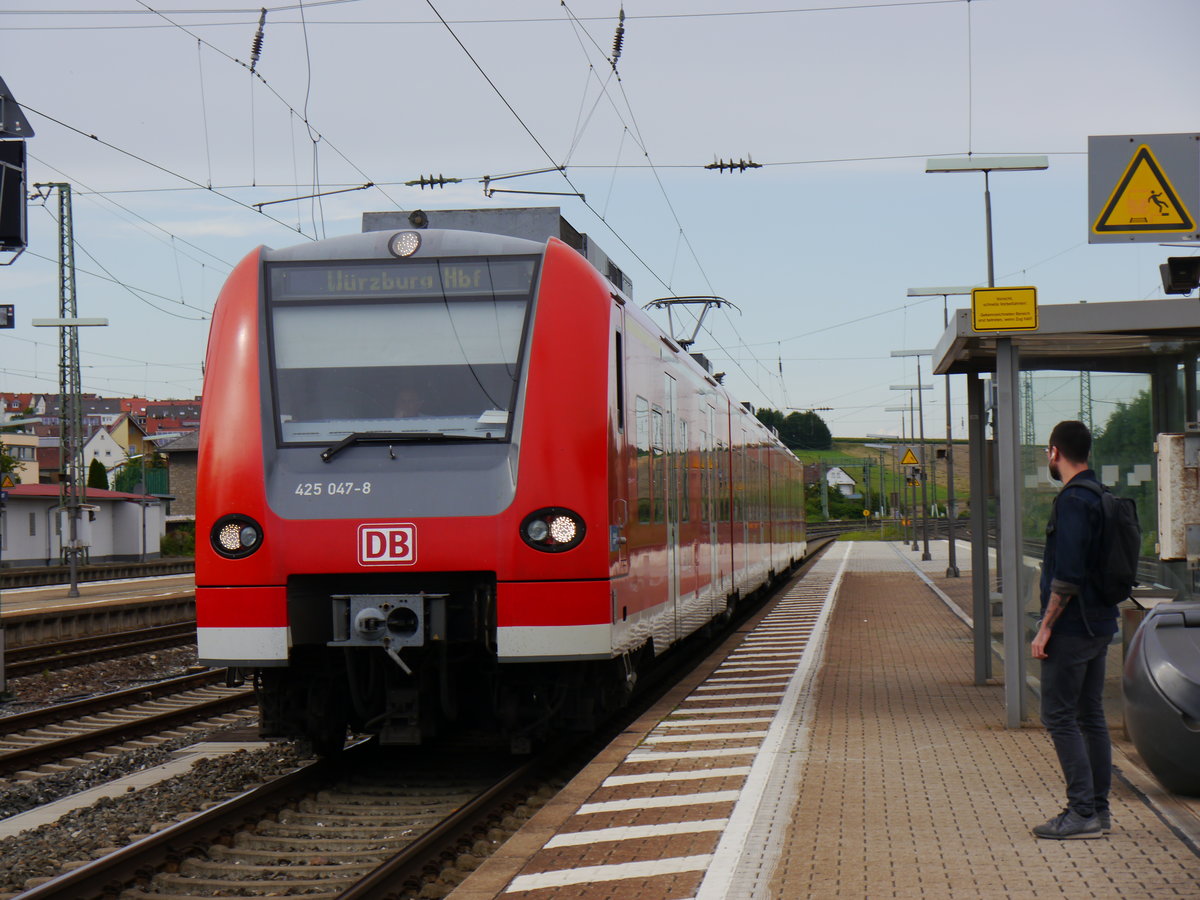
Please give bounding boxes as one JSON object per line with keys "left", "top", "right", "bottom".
{"left": 705, "top": 157, "right": 763, "bottom": 173}
{"left": 610, "top": 5, "right": 625, "bottom": 70}
{"left": 249, "top": 8, "right": 267, "bottom": 74}
{"left": 405, "top": 174, "right": 462, "bottom": 190}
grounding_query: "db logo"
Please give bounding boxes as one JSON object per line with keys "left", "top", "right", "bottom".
{"left": 358, "top": 523, "right": 417, "bottom": 566}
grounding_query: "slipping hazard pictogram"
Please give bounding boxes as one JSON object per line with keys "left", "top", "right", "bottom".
{"left": 900, "top": 448, "right": 920, "bottom": 466}
{"left": 1093, "top": 145, "right": 1195, "bottom": 234}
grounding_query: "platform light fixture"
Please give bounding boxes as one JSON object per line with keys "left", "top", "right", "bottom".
{"left": 925, "top": 156, "right": 1048, "bottom": 288}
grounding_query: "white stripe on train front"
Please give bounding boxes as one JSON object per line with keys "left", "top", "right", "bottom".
{"left": 197, "top": 626, "right": 290, "bottom": 665}
{"left": 498, "top": 623, "right": 612, "bottom": 661}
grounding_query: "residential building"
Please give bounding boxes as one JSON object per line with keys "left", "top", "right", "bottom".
{"left": 1, "top": 431, "right": 39, "bottom": 484}
{"left": 158, "top": 430, "right": 198, "bottom": 520}
{"left": 0, "top": 483, "right": 165, "bottom": 566}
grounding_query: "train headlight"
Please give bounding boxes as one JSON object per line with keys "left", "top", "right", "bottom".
{"left": 520, "top": 508, "right": 585, "bottom": 552}
{"left": 388, "top": 231, "right": 421, "bottom": 258}
{"left": 211, "top": 514, "right": 264, "bottom": 559}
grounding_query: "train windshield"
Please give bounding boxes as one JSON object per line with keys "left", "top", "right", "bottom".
{"left": 266, "top": 255, "right": 539, "bottom": 445}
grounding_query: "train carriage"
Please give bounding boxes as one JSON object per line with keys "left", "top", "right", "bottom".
{"left": 196, "top": 212, "right": 806, "bottom": 752}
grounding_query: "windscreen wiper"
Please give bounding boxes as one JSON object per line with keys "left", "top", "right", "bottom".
{"left": 321, "top": 431, "right": 490, "bottom": 462}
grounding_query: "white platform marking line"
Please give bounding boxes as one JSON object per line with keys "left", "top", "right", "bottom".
{"left": 657, "top": 717, "right": 773, "bottom": 728}
{"left": 678, "top": 691, "right": 784, "bottom": 701}
{"left": 694, "top": 680, "right": 789, "bottom": 691}
{"left": 602, "top": 766, "right": 752, "bottom": 787}
{"left": 545, "top": 818, "right": 728, "bottom": 848}
{"left": 627, "top": 746, "right": 758, "bottom": 762}
{"left": 578, "top": 790, "right": 740, "bottom": 815}
{"left": 505, "top": 855, "right": 713, "bottom": 893}
{"left": 642, "top": 730, "right": 768, "bottom": 744}
{"left": 695, "top": 541, "right": 851, "bottom": 900}
{"left": 670, "top": 704, "right": 779, "bottom": 715}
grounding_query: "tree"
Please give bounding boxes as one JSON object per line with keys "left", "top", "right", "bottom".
{"left": 87, "top": 457, "right": 109, "bottom": 490}
{"left": 0, "top": 441, "right": 20, "bottom": 484}
{"left": 755, "top": 407, "right": 833, "bottom": 451}
{"left": 1092, "top": 390, "right": 1152, "bottom": 466}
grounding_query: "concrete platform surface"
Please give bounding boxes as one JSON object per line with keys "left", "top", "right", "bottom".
{"left": 450, "top": 541, "right": 1200, "bottom": 900}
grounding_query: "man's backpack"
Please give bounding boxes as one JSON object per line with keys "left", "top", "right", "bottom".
{"left": 1061, "top": 479, "right": 1142, "bottom": 606}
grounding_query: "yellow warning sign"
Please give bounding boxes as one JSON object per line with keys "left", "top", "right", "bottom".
{"left": 1093, "top": 145, "right": 1195, "bottom": 235}
{"left": 0, "top": 474, "right": 14, "bottom": 488}
{"left": 971, "top": 286, "right": 1038, "bottom": 332}
{"left": 900, "top": 448, "right": 920, "bottom": 466}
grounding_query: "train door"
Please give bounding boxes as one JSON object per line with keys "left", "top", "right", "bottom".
{"left": 663, "top": 373, "right": 680, "bottom": 638}
{"left": 611, "top": 322, "right": 630, "bottom": 579}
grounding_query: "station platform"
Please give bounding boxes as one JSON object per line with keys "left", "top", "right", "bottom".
{"left": 451, "top": 541, "right": 1200, "bottom": 899}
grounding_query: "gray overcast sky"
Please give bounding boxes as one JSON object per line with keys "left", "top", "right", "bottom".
{"left": 1, "top": 0, "right": 1196, "bottom": 437}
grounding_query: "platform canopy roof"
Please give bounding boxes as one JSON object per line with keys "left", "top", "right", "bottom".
{"left": 933, "top": 297, "right": 1200, "bottom": 376}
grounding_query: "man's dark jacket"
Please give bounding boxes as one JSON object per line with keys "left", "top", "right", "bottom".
{"left": 1039, "top": 468, "right": 1119, "bottom": 637}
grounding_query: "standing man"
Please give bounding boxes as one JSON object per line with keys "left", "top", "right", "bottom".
{"left": 1031, "top": 420, "right": 1116, "bottom": 840}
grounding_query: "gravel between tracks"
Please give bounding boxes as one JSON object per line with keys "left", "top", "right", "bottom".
{"left": 0, "top": 742, "right": 307, "bottom": 897}
{"left": 1, "top": 645, "right": 201, "bottom": 716}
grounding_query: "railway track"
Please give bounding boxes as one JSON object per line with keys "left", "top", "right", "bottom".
{"left": 4, "top": 623, "right": 197, "bottom": 679}
{"left": 16, "top": 741, "right": 566, "bottom": 900}
{"left": 0, "top": 670, "right": 254, "bottom": 779}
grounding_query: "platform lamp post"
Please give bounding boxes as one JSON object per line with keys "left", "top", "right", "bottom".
{"left": 891, "top": 381, "right": 934, "bottom": 560}
{"left": 893, "top": 353, "right": 938, "bottom": 563}
{"left": 883, "top": 406, "right": 911, "bottom": 546}
{"left": 864, "top": 437, "right": 894, "bottom": 538}
{"left": 907, "top": 286, "right": 975, "bottom": 577}
{"left": 926, "top": 156, "right": 1047, "bottom": 728}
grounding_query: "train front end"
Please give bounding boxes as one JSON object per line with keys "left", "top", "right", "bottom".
{"left": 196, "top": 227, "right": 617, "bottom": 751}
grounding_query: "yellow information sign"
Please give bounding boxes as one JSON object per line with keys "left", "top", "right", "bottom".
{"left": 1093, "top": 145, "right": 1195, "bottom": 235}
{"left": 971, "top": 286, "right": 1038, "bottom": 332}
{"left": 900, "top": 448, "right": 920, "bottom": 466}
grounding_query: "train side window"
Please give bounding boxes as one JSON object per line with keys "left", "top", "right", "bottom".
{"left": 28, "top": 512, "right": 36, "bottom": 536}
{"left": 614, "top": 332, "right": 625, "bottom": 433}
{"left": 635, "top": 396, "right": 651, "bottom": 524}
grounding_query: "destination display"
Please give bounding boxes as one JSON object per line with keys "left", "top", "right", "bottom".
{"left": 269, "top": 256, "right": 538, "bottom": 301}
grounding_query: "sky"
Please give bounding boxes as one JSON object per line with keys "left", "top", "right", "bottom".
{"left": 1, "top": 0, "right": 1197, "bottom": 439}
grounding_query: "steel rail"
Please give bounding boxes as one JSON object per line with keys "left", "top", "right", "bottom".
{"left": 0, "top": 688, "right": 255, "bottom": 777}
{"left": 337, "top": 752, "right": 550, "bottom": 899}
{"left": 0, "top": 669, "right": 228, "bottom": 733}
{"left": 5, "top": 623, "right": 197, "bottom": 678}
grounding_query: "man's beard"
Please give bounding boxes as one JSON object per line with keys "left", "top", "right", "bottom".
{"left": 1049, "top": 461, "right": 1062, "bottom": 482}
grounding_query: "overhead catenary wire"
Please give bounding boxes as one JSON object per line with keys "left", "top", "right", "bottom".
{"left": 23, "top": 103, "right": 324, "bottom": 238}
{"left": 131, "top": 0, "right": 406, "bottom": 216}
{"left": 30, "top": 206, "right": 210, "bottom": 320}
{"left": 557, "top": 1, "right": 781, "bottom": 405}
{"left": 1, "top": 2, "right": 971, "bottom": 29}
{"left": 27, "top": 151, "right": 234, "bottom": 271}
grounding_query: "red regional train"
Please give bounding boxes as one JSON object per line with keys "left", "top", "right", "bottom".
{"left": 196, "top": 212, "right": 807, "bottom": 753}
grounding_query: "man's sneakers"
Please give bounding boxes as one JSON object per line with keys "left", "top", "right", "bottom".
{"left": 1032, "top": 808, "right": 1104, "bottom": 840}
{"left": 1098, "top": 810, "right": 1112, "bottom": 833}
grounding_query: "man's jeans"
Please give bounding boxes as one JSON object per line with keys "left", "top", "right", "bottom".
{"left": 1040, "top": 632, "right": 1112, "bottom": 818}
